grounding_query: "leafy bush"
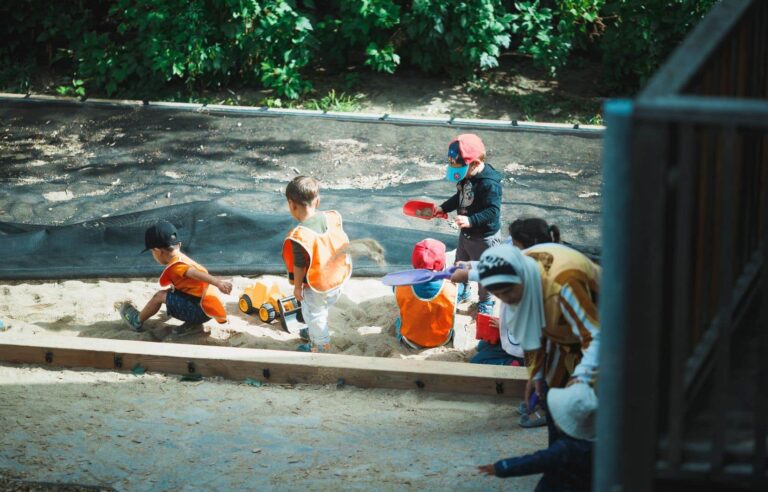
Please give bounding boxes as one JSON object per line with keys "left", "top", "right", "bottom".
{"left": 599, "top": 0, "right": 718, "bottom": 90}
{"left": 508, "top": 0, "right": 605, "bottom": 76}
{"left": 402, "top": 0, "right": 513, "bottom": 74}
{"left": 314, "top": 0, "right": 402, "bottom": 74}
{"left": 71, "top": 0, "right": 314, "bottom": 99}
{"left": 0, "top": 0, "right": 721, "bottom": 99}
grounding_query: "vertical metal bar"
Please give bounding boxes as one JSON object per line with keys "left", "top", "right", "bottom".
{"left": 754, "top": 133, "right": 768, "bottom": 482}
{"left": 596, "top": 100, "right": 667, "bottom": 491}
{"left": 666, "top": 125, "right": 697, "bottom": 470}
{"left": 595, "top": 99, "right": 634, "bottom": 491}
{"left": 709, "top": 128, "right": 737, "bottom": 475}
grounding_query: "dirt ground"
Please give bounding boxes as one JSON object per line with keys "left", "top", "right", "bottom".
{"left": 0, "top": 364, "right": 546, "bottom": 491}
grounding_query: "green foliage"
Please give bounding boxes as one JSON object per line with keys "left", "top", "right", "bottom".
{"left": 303, "top": 89, "right": 363, "bottom": 112}
{"left": 56, "top": 78, "right": 86, "bottom": 98}
{"left": 403, "top": 0, "right": 513, "bottom": 74}
{"left": 509, "top": 0, "right": 605, "bottom": 76}
{"left": 0, "top": 0, "right": 720, "bottom": 100}
{"left": 599, "top": 0, "right": 718, "bottom": 90}
{"left": 314, "top": 0, "right": 402, "bottom": 74}
{"left": 72, "top": 0, "right": 314, "bottom": 99}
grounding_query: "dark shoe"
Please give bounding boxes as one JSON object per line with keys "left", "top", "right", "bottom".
{"left": 118, "top": 303, "right": 143, "bottom": 332}
{"left": 297, "top": 342, "right": 331, "bottom": 353}
{"left": 519, "top": 409, "right": 547, "bottom": 428}
{"left": 299, "top": 327, "right": 309, "bottom": 341}
{"left": 172, "top": 322, "right": 205, "bottom": 335}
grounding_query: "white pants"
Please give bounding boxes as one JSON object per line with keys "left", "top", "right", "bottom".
{"left": 300, "top": 284, "right": 344, "bottom": 346}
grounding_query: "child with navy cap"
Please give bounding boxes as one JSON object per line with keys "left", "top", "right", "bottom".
{"left": 118, "top": 220, "right": 232, "bottom": 334}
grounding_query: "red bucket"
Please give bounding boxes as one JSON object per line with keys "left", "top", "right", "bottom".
{"left": 476, "top": 313, "right": 500, "bottom": 344}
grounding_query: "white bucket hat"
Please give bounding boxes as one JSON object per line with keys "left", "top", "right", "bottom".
{"left": 547, "top": 383, "right": 598, "bottom": 441}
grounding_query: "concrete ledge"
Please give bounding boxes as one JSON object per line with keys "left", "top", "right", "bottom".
{"left": 0, "top": 92, "right": 605, "bottom": 136}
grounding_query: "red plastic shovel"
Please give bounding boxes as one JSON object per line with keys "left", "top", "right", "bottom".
{"left": 403, "top": 200, "right": 448, "bottom": 220}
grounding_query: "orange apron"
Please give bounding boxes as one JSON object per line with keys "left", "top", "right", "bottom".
{"left": 159, "top": 253, "right": 227, "bottom": 323}
{"left": 281, "top": 210, "right": 352, "bottom": 293}
{"left": 395, "top": 280, "right": 458, "bottom": 348}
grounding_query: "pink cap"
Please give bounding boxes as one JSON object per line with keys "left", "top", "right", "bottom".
{"left": 449, "top": 134, "right": 486, "bottom": 165}
{"left": 412, "top": 238, "right": 446, "bottom": 271}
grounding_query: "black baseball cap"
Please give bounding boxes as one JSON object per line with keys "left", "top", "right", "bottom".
{"left": 142, "top": 220, "right": 181, "bottom": 252}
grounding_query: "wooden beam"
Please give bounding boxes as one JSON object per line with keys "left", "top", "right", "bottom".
{"left": 0, "top": 334, "right": 527, "bottom": 398}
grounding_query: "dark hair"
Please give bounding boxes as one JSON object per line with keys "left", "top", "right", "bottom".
{"left": 285, "top": 176, "right": 319, "bottom": 206}
{"left": 508, "top": 218, "right": 561, "bottom": 248}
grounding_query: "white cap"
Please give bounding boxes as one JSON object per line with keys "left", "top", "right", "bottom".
{"left": 547, "top": 383, "right": 598, "bottom": 441}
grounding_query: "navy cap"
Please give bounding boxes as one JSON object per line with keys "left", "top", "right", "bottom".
{"left": 142, "top": 220, "right": 181, "bottom": 252}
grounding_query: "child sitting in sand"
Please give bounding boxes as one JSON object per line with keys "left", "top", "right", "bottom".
{"left": 282, "top": 176, "right": 352, "bottom": 353}
{"left": 393, "top": 239, "right": 464, "bottom": 349}
{"left": 118, "top": 220, "right": 232, "bottom": 334}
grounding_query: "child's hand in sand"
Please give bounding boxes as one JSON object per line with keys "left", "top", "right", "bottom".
{"left": 477, "top": 464, "right": 496, "bottom": 476}
{"left": 294, "top": 284, "right": 304, "bottom": 302}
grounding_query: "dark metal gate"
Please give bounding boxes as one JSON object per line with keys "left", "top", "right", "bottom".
{"left": 597, "top": 0, "right": 768, "bottom": 490}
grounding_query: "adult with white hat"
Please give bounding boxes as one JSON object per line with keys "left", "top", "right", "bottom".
{"left": 478, "top": 383, "right": 597, "bottom": 490}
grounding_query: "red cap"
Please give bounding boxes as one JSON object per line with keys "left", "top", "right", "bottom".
{"left": 449, "top": 134, "right": 486, "bottom": 165}
{"left": 412, "top": 238, "right": 446, "bottom": 271}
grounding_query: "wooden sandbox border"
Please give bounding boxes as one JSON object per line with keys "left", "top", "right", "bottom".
{"left": 0, "top": 334, "right": 527, "bottom": 398}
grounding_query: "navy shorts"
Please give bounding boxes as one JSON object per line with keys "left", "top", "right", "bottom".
{"left": 166, "top": 290, "right": 211, "bottom": 324}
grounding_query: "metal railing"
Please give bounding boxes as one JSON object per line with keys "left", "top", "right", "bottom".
{"left": 597, "top": 0, "right": 768, "bottom": 490}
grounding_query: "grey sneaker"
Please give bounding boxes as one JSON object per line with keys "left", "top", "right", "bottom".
{"left": 519, "top": 409, "right": 547, "bottom": 428}
{"left": 172, "top": 322, "right": 205, "bottom": 336}
{"left": 118, "top": 303, "right": 143, "bottom": 332}
{"left": 516, "top": 402, "right": 528, "bottom": 416}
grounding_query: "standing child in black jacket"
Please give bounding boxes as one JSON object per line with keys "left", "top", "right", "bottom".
{"left": 434, "top": 133, "right": 503, "bottom": 315}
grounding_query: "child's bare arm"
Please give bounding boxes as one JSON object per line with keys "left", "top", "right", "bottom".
{"left": 185, "top": 267, "right": 233, "bottom": 294}
{"left": 292, "top": 266, "right": 306, "bottom": 301}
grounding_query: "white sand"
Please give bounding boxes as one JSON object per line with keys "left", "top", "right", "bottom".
{"left": 0, "top": 275, "right": 479, "bottom": 361}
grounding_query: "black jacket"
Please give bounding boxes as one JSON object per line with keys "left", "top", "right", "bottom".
{"left": 440, "top": 163, "right": 502, "bottom": 238}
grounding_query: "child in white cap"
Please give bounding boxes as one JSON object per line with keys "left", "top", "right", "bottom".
{"left": 478, "top": 383, "right": 597, "bottom": 491}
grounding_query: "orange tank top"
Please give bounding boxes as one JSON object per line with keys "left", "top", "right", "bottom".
{"left": 281, "top": 210, "right": 352, "bottom": 293}
{"left": 395, "top": 280, "right": 458, "bottom": 348}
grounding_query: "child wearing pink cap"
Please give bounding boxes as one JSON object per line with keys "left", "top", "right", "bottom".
{"left": 435, "top": 133, "right": 503, "bottom": 315}
{"left": 393, "top": 238, "right": 465, "bottom": 349}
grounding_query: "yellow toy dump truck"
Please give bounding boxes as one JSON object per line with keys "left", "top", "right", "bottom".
{"left": 238, "top": 280, "right": 305, "bottom": 334}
